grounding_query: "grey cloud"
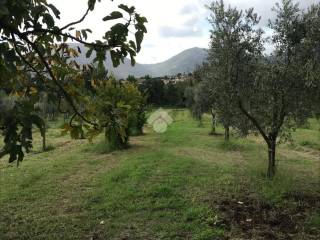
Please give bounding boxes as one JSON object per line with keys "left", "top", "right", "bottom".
{"left": 222, "top": 0, "right": 319, "bottom": 27}
{"left": 159, "top": 26, "right": 203, "bottom": 38}
{"left": 184, "top": 15, "right": 200, "bottom": 25}
{"left": 180, "top": 4, "right": 198, "bottom": 15}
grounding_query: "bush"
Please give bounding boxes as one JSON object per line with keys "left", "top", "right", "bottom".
{"left": 94, "top": 78, "right": 146, "bottom": 152}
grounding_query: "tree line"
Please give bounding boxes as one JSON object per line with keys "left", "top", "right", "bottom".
{"left": 134, "top": 74, "right": 193, "bottom": 107}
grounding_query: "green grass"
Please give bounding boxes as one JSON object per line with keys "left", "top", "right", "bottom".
{"left": 292, "top": 118, "right": 320, "bottom": 151}
{"left": 0, "top": 110, "right": 319, "bottom": 239}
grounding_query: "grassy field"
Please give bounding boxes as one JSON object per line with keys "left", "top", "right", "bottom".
{"left": 0, "top": 109, "right": 319, "bottom": 239}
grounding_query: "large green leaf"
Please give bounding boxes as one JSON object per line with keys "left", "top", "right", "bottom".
{"left": 103, "top": 11, "right": 123, "bottom": 21}
{"left": 118, "top": 4, "right": 135, "bottom": 14}
{"left": 135, "top": 31, "right": 144, "bottom": 52}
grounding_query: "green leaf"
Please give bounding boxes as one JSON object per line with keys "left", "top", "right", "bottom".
{"left": 88, "top": 0, "right": 96, "bottom": 11}
{"left": 135, "top": 14, "right": 148, "bottom": 24}
{"left": 63, "top": 35, "right": 68, "bottom": 42}
{"left": 129, "top": 51, "right": 136, "bottom": 66}
{"left": 129, "top": 40, "right": 137, "bottom": 51}
{"left": 135, "top": 14, "right": 148, "bottom": 33}
{"left": 86, "top": 48, "right": 94, "bottom": 58}
{"left": 135, "top": 31, "right": 144, "bottom": 52}
{"left": 46, "top": 4, "right": 61, "bottom": 19}
{"left": 110, "top": 50, "right": 121, "bottom": 67}
{"left": 81, "top": 29, "right": 88, "bottom": 40}
{"left": 70, "top": 125, "right": 84, "bottom": 139}
{"left": 43, "top": 14, "right": 55, "bottom": 28}
{"left": 118, "top": 4, "right": 135, "bottom": 14}
{"left": 86, "top": 128, "right": 102, "bottom": 143}
{"left": 103, "top": 11, "right": 123, "bottom": 21}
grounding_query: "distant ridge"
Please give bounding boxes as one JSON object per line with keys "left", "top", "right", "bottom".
{"left": 70, "top": 43, "right": 208, "bottom": 78}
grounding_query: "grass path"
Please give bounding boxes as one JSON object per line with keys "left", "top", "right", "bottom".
{"left": 0, "top": 110, "right": 319, "bottom": 239}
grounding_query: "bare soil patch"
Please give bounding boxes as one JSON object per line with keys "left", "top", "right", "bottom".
{"left": 212, "top": 191, "right": 320, "bottom": 239}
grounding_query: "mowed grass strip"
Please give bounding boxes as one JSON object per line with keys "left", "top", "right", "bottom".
{"left": 0, "top": 110, "right": 319, "bottom": 239}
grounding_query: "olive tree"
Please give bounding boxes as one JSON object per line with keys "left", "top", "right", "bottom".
{"left": 206, "top": 0, "right": 263, "bottom": 141}
{"left": 237, "top": 0, "right": 320, "bottom": 178}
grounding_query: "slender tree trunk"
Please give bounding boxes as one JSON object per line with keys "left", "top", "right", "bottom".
{"left": 198, "top": 117, "right": 203, "bottom": 127}
{"left": 42, "top": 131, "right": 46, "bottom": 151}
{"left": 238, "top": 101, "right": 280, "bottom": 178}
{"left": 42, "top": 123, "right": 47, "bottom": 151}
{"left": 267, "top": 141, "right": 276, "bottom": 178}
{"left": 210, "top": 109, "right": 216, "bottom": 135}
{"left": 224, "top": 126, "right": 230, "bottom": 142}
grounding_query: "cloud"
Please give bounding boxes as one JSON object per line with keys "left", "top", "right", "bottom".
{"left": 180, "top": 4, "right": 198, "bottom": 15}
{"left": 159, "top": 25, "right": 203, "bottom": 38}
{"left": 184, "top": 15, "right": 201, "bottom": 26}
{"left": 49, "top": 0, "right": 318, "bottom": 64}
{"left": 220, "top": 0, "right": 319, "bottom": 26}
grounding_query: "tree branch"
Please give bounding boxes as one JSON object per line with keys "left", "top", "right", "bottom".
{"left": 24, "top": 29, "right": 122, "bottom": 50}
{"left": 10, "top": 34, "right": 47, "bottom": 87}
{"left": 238, "top": 100, "right": 270, "bottom": 144}
{"left": 60, "top": 8, "right": 91, "bottom": 32}
{"left": 13, "top": 30, "right": 97, "bottom": 127}
{"left": 29, "top": 40, "right": 97, "bottom": 126}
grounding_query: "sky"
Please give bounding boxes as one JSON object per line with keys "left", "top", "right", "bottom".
{"left": 49, "top": 0, "right": 319, "bottom": 64}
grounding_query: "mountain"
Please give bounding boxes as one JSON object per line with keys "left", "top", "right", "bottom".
{"left": 70, "top": 43, "right": 208, "bottom": 78}
{"left": 140, "top": 47, "right": 208, "bottom": 78}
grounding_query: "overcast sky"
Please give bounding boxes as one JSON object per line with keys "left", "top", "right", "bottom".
{"left": 49, "top": 0, "right": 319, "bottom": 64}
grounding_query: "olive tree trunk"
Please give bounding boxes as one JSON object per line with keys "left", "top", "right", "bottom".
{"left": 210, "top": 109, "right": 216, "bottom": 135}
{"left": 42, "top": 131, "right": 46, "bottom": 151}
{"left": 224, "top": 126, "right": 230, "bottom": 141}
{"left": 267, "top": 140, "right": 276, "bottom": 178}
{"left": 42, "top": 123, "right": 47, "bottom": 152}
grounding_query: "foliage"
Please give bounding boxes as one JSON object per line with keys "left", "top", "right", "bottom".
{"left": 184, "top": 65, "right": 213, "bottom": 126}
{"left": 90, "top": 78, "right": 146, "bottom": 151}
{"left": 127, "top": 75, "right": 137, "bottom": 84}
{"left": 205, "top": 0, "right": 319, "bottom": 177}
{"left": 206, "top": 0, "right": 263, "bottom": 140}
{"left": 301, "top": 3, "right": 320, "bottom": 117}
{"left": 236, "top": 0, "right": 320, "bottom": 177}
{"left": 0, "top": 0, "right": 147, "bottom": 163}
{"left": 139, "top": 75, "right": 192, "bottom": 107}
{"left": 121, "top": 80, "right": 147, "bottom": 136}
{"left": 0, "top": 95, "right": 45, "bottom": 165}
{"left": 139, "top": 77, "right": 165, "bottom": 106}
